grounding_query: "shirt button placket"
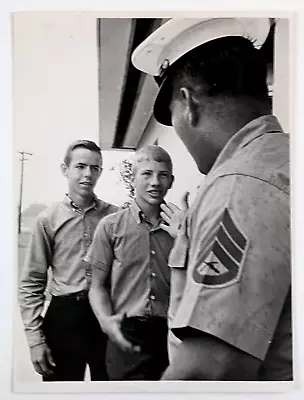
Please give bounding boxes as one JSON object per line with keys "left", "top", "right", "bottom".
{"left": 149, "top": 247, "right": 156, "bottom": 312}
{"left": 83, "top": 216, "right": 92, "bottom": 285}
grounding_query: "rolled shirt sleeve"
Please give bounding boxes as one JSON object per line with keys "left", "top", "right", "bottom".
{"left": 171, "top": 174, "right": 290, "bottom": 361}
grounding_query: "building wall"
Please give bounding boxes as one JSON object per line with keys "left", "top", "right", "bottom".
{"left": 273, "top": 18, "right": 290, "bottom": 133}
{"left": 138, "top": 118, "right": 203, "bottom": 207}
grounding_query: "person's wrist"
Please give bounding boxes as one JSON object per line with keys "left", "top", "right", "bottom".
{"left": 102, "top": 315, "right": 116, "bottom": 336}
{"left": 174, "top": 224, "right": 182, "bottom": 239}
{"left": 29, "top": 340, "right": 46, "bottom": 349}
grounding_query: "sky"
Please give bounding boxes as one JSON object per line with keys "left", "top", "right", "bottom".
{"left": 13, "top": 12, "right": 133, "bottom": 210}
{"left": 14, "top": 149, "right": 132, "bottom": 210}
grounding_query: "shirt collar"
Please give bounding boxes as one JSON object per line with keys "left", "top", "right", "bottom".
{"left": 210, "top": 114, "right": 284, "bottom": 174}
{"left": 130, "top": 200, "right": 165, "bottom": 227}
{"left": 64, "top": 194, "right": 98, "bottom": 212}
{"left": 130, "top": 201, "right": 145, "bottom": 224}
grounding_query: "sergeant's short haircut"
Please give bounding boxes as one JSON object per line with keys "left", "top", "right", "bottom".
{"left": 131, "top": 145, "right": 173, "bottom": 175}
{"left": 170, "top": 36, "right": 269, "bottom": 101}
{"left": 64, "top": 140, "right": 102, "bottom": 166}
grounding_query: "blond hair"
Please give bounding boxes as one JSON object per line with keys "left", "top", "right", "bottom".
{"left": 131, "top": 145, "right": 173, "bottom": 175}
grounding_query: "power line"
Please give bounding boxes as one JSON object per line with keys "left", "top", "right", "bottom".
{"left": 17, "top": 151, "right": 33, "bottom": 234}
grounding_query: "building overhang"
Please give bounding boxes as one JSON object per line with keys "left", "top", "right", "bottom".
{"left": 97, "top": 18, "right": 275, "bottom": 151}
{"left": 97, "top": 18, "right": 167, "bottom": 151}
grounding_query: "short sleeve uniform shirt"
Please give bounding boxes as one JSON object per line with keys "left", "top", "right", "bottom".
{"left": 169, "top": 115, "right": 291, "bottom": 380}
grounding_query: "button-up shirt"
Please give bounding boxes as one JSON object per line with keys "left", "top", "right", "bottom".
{"left": 169, "top": 115, "right": 291, "bottom": 380}
{"left": 19, "top": 195, "right": 118, "bottom": 348}
{"left": 85, "top": 201, "right": 174, "bottom": 318}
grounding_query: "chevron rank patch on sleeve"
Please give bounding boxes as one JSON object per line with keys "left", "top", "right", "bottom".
{"left": 192, "top": 209, "right": 249, "bottom": 288}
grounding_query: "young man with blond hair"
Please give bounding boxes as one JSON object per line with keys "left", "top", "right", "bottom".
{"left": 85, "top": 145, "right": 175, "bottom": 380}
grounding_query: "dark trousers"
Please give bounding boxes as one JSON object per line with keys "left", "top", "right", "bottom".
{"left": 42, "top": 291, "right": 108, "bottom": 381}
{"left": 106, "top": 316, "right": 169, "bottom": 380}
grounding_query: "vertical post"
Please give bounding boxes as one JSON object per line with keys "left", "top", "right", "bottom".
{"left": 18, "top": 153, "right": 25, "bottom": 234}
{"left": 17, "top": 151, "right": 32, "bottom": 234}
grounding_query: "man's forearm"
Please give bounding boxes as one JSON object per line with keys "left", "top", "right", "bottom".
{"left": 19, "top": 216, "right": 53, "bottom": 349}
{"left": 19, "top": 271, "right": 48, "bottom": 348}
{"left": 89, "top": 280, "right": 139, "bottom": 353}
{"left": 88, "top": 285, "right": 114, "bottom": 333}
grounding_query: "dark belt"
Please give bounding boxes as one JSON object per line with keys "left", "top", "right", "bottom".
{"left": 52, "top": 290, "right": 89, "bottom": 302}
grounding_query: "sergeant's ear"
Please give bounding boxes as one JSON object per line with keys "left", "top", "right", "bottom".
{"left": 180, "top": 87, "right": 199, "bottom": 127}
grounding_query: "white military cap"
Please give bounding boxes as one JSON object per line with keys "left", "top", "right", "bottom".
{"left": 131, "top": 18, "right": 271, "bottom": 125}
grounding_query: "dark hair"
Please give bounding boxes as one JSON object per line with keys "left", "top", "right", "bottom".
{"left": 131, "top": 145, "right": 173, "bottom": 175}
{"left": 63, "top": 140, "right": 102, "bottom": 166}
{"left": 171, "top": 36, "right": 269, "bottom": 100}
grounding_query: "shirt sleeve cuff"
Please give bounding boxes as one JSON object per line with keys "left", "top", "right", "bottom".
{"left": 26, "top": 329, "right": 46, "bottom": 348}
{"left": 171, "top": 305, "right": 273, "bottom": 361}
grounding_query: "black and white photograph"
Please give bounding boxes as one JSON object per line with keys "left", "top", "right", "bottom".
{"left": 8, "top": 8, "right": 298, "bottom": 396}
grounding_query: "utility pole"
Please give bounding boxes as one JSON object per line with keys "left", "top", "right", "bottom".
{"left": 18, "top": 151, "right": 33, "bottom": 234}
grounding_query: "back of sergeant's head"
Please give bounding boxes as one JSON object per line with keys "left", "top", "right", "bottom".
{"left": 170, "top": 36, "right": 269, "bottom": 99}
{"left": 131, "top": 145, "right": 173, "bottom": 175}
{"left": 155, "top": 36, "right": 270, "bottom": 126}
{"left": 131, "top": 18, "right": 271, "bottom": 126}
